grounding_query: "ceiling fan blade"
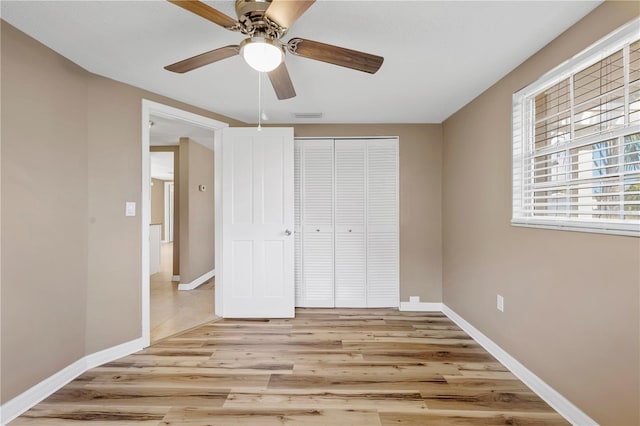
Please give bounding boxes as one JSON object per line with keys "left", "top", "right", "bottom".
{"left": 165, "top": 45, "right": 240, "bottom": 73}
{"left": 168, "top": 0, "right": 238, "bottom": 30}
{"left": 265, "top": 0, "right": 315, "bottom": 30}
{"left": 287, "top": 38, "right": 383, "bottom": 74}
{"left": 268, "top": 62, "right": 296, "bottom": 100}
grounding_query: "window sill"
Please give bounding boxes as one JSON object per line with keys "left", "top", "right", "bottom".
{"left": 511, "top": 219, "right": 640, "bottom": 238}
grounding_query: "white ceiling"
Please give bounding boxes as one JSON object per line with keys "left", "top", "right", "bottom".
{"left": 1, "top": 0, "right": 602, "bottom": 124}
{"left": 150, "top": 114, "right": 215, "bottom": 148}
{"left": 150, "top": 151, "right": 174, "bottom": 181}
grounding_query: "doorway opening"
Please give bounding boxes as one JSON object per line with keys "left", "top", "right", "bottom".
{"left": 141, "top": 100, "right": 227, "bottom": 347}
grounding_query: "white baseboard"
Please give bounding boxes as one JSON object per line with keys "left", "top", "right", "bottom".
{"left": 178, "top": 269, "right": 215, "bottom": 291}
{"left": 171, "top": 275, "right": 180, "bottom": 282}
{"left": 441, "top": 304, "right": 598, "bottom": 426}
{"left": 399, "top": 301, "right": 443, "bottom": 311}
{"left": 0, "top": 337, "right": 144, "bottom": 425}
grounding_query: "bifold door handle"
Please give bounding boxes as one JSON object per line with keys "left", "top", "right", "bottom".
{"left": 284, "top": 229, "right": 292, "bottom": 236}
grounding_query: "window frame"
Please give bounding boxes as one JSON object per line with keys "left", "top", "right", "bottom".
{"left": 512, "top": 17, "right": 640, "bottom": 237}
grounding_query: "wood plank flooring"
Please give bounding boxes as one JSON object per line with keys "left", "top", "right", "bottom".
{"left": 150, "top": 242, "right": 216, "bottom": 343}
{"left": 13, "top": 309, "right": 568, "bottom": 425}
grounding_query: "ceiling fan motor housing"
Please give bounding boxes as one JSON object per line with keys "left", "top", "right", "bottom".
{"left": 235, "top": 0, "right": 271, "bottom": 19}
{"left": 235, "top": 0, "right": 284, "bottom": 39}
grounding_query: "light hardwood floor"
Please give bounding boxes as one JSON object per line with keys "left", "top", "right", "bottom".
{"left": 14, "top": 309, "right": 568, "bottom": 425}
{"left": 150, "top": 242, "right": 216, "bottom": 343}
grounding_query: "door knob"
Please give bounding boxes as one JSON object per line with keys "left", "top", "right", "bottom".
{"left": 284, "top": 229, "right": 292, "bottom": 236}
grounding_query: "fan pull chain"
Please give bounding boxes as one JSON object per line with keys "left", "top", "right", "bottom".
{"left": 257, "top": 71, "right": 262, "bottom": 131}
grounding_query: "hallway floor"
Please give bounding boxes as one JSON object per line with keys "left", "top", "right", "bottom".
{"left": 150, "top": 242, "right": 216, "bottom": 342}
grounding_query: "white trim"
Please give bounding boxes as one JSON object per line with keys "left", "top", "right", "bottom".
{"left": 399, "top": 301, "right": 443, "bottom": 312}
{"left": 511, "top": 19, "right": 640, "bottom": 238}
{"left": 178, "top": 269, "right": 215, "bottom": 291}
{"left": 171, "top": 275, "right": 181, "bottom": 282}
{"left": 163, "top": 181, "right": 174, "bottom": 242}
{"left": 294, "top": 136, "right": 397, "bottom": 140}
{"left": 511, "top": 220, "right": 639, "bottom": 237}
{"left": 515, "top": 17, "right": 640, "bottom": 97}
{"left": 0, "top": 338, "right": 144, "bottom": 425}
{"left": 141, "top": 99, "right": 228, "bottom": 348}
{"left": 214, "top": 130, "right": 223, "bottom": 316}
{"left": 441, "top": 304, "right": 598, "bottom": 426}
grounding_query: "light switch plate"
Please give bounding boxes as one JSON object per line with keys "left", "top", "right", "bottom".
{"left": 497, "top": 294, "right": 504, "bottom": 312}
{"left": 125, "top": 202, "right": 136, "bottom": 217}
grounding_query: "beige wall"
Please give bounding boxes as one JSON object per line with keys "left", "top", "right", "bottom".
{"left": 151, "top": 178, "right": 166, "bottom": 235}
{"left": 0, "top": 20, "right": 242, "bottom": 403}
{"left": 291, "top": 124, "right": 443, "bottom": 302}
{"left": 442, "top": 3, "right": 640, "bottom": 425}
{"left": 1, "top": 20, "right": 89, "bottom": 401}
{"left": 178, "top": 138, "right": 215, "bottom": 284}
{"left": 6, "top": 3, "right": 636, "bottom": 422}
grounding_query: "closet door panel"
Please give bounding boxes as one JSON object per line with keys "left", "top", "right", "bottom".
{"left": 366, "top": 139, "right": 399, "bottom": 307}
{"left": 294, "top": 140, "right": 303, "bottom": 306}
{"left": 301, "top": 229, "right": 334, "bottom": 306}
{"left": 366, "top": 231, "right": 399, "bottom": 307}
{"left": 335, "top": 140, "right": 366, "bottom": 227}
{"left": 299, "top": 139, "right": 334, "bottom": 307}
{"left": 302, "top": 140, "right": 334, "bottom": 228}
{"left": 335, "top": 231, "right": 366, "bottom": 307}
{"left": 334, "top": 140, "right": 367, "bottom": 307}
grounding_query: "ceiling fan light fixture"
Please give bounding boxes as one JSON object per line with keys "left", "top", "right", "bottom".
{"left": 240, "top": 37, "right": 283, "bottom": 72}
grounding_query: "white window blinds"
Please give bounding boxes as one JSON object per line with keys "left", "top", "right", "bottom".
{"left": 513, "top": 18, "right": 640, "bottom": 236}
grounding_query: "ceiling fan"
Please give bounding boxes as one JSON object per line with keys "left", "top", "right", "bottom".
{"left": 164, "top": 0, "right": 384, "bottom": 100}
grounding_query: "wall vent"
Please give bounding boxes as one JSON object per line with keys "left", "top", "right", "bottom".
{"left": 292, "top": 112, "right": 323, "bottom": 119}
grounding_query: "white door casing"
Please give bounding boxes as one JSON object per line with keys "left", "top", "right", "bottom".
{"left": 142, "top": 99, "right": 227, "bottom": 347}
{"left": 220, "top": 127, "right": 295, "bottom": 318}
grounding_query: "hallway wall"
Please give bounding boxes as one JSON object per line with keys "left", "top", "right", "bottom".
{"left": 178, "top": 137, "right": 215, "bottom": 284}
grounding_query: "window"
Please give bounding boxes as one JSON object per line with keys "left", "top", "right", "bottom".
{"left": 513, "top": 18, "right": 640, "bottom": 236}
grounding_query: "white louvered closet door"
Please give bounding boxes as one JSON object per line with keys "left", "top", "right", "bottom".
{"left": 298, "top": 139, "right": 335, "bottom": 307}
{"left": 334, "top": 140, "right": 367, "bottom": 307}
{"left": 294, "top": 141, "right": 303, "bottom": 306}
{"left": 366, "top": 139, "right": 399, "bottom": 307}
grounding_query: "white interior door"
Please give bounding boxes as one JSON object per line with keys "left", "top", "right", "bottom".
{"left": 221, "top": 127, "right": 294, "bottom": 318}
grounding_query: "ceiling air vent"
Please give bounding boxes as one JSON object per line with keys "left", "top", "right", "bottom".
{"left": 292, "top": 112, "right": 323, "bottom": 119}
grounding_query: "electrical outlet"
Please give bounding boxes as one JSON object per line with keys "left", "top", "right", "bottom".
{"left": 409, "top": 296, "right": 420, "bottom": 303}
{"left": 497, "top": 294, "right": 504, "bottom": 312}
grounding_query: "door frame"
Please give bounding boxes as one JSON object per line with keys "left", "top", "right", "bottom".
{"left": 163, "top": 181, "right": 174, "bottom": 242}
{"left": 141, "top": 99, "right": 228, "bottom": 347}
